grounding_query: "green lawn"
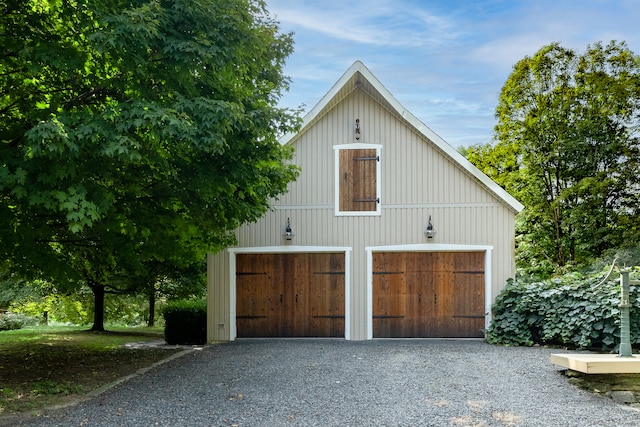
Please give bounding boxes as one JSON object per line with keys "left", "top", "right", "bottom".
{"left": 0, "top": 325, "right": 182, "bottom": 418}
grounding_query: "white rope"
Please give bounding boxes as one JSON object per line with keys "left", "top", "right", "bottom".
{"left": 592, "top": 257, "right": 618, "bottom": 290}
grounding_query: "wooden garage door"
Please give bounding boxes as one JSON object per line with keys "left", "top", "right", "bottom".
{"left": 236, "top": 253, "right": 345, "bottom": 337}
{"left": 372, "top": 251, "right": 485, "bottom": 338}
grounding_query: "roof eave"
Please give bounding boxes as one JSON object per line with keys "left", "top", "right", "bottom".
{"left": 279, "top": 60, "right": 524, "bottom": 214}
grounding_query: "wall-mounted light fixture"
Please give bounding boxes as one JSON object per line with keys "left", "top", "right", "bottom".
{"left": 283, "top": 217, "right": 294, "bottom": 241}
{"left": 424, "top": 215, "right": 437, "bottom": 239}
{"left": 354, "top": 118, "right": 361, "bottom": 140}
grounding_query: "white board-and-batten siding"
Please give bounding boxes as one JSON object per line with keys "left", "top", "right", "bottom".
{"left": 207, "top": 85, "right": 517, "bottom": 342}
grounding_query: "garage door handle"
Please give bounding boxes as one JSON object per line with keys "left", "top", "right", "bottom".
{"left": 296, "top": 294, "right": 298, "bottom": 303}
{"left": 280, "top": 294, "right": 283, "bottom": 303}
{"left": 434, "top": 294, "right": 437, "bottom": 305}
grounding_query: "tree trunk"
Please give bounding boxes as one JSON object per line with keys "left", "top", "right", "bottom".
{"left": 147, "top": 290, "right": 156, "bottom": 327}
{"left": 89, "top": 282, "right": 106, "bottom": 332}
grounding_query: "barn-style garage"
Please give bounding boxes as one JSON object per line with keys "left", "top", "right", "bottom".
{"left": 207, "top": 62, "right": 523, "bottom": 342}
{"left": 371, "top": 251, "right": 486, "bottom": 338}
{"left": 235, "top": 252, "right": 346, "bottom": 337}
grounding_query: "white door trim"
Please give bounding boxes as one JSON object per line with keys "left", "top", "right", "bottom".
{"left": 364, "top": 244, "right": 493, "bottom": 340}
{"left": 228, "top": 246, "right": 352, "bottom": 340}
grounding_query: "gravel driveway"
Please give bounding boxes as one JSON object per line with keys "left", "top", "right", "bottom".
{"left": 13, "top": 339, "right": 640, "bottom": 426}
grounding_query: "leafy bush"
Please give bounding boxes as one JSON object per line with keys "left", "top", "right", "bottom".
{"left": 9, "top": 284, "right": 162, "bottom": 327}
{"left": 0, "top": 312, "right": 37, "bottom": 331}
{"left": 163, "top": 299, "right": 206, "bottom": 345}
{"left": 11, "top": 293, "right": 90, "bottom": 325}
{"left": 486, "top": 268, "right": 640, "bottom": 350}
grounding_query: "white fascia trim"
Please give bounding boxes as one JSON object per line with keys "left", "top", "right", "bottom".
{"left": 279, "top": 61, "right": 371, "bottom": 146}
{"left": 365, "top": 243, "right": 493, "bottom": 340}
{"left": 405, "top": 113, "right": 524, "bottom": 213}
{"left": 227, "top": 246, "right": 353, "bottom": 341}
{"left": 280, "top": 60, "right": 523, "bottom": 213}
{"left": 349, "top": 64, "right": 523, "bottom": 213}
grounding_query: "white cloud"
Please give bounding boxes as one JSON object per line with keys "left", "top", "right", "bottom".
{"left": 269, "top": 0, "right": 460, "bottom": 48}
{"left": 266, "top": 0, "right": 640, "bottom": 147}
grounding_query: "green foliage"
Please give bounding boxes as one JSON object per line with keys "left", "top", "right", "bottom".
{"left": 163, "top": 299, "right": 206, "bottom": 345}
{"left": 8, "top": 283, "right": 92, "bottom": 325}
{"left": 0, "top": 277, "right": 37, "bottom": 311}
{"left": 31, "top": 380, "right": 83, "bottom": 396}
{"left": 0, "top": 312, "right": 37, "bottom": 331}
{"left": 486, "top": 268, "right": 640, "bottom": 349}
{"left": 7, "top": 283, "right": 169, "bottom": 326}
{"left": 1, "top": 0, "right": 300, "bottom": 331}
{"left": 467, "top": 41, "right": 640, "bottom": 275}
{"left": 3, "top": 275, "right": 176, "bottom": 327}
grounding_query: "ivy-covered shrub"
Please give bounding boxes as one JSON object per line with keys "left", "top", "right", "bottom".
{"left": 486, "top": 268, "right": 640, "bottom": 350}
{"left": 163, "top": 299, "right": 206, "bottom": 345}
{"left": 0, "top": 312, "right": 37, "bottom": 331}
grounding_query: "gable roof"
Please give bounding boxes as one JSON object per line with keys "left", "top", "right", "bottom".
{"left": 279, "top": 60, "right": 524, "bottom": 213}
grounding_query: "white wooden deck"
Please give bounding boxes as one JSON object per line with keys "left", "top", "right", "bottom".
{"left": 551, "top": 353, "right": 640, "bottom": 374}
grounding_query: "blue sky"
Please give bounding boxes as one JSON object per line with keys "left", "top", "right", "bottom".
{"left": 265, "top": 0, "right": 640, "bottom": 148}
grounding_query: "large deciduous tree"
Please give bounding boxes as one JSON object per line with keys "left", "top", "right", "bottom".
{"left": 0, "top": 0, "right": 300, "bottom": 330}
{"left": 469, "top": 41, "right": 640, "bottom": 276}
